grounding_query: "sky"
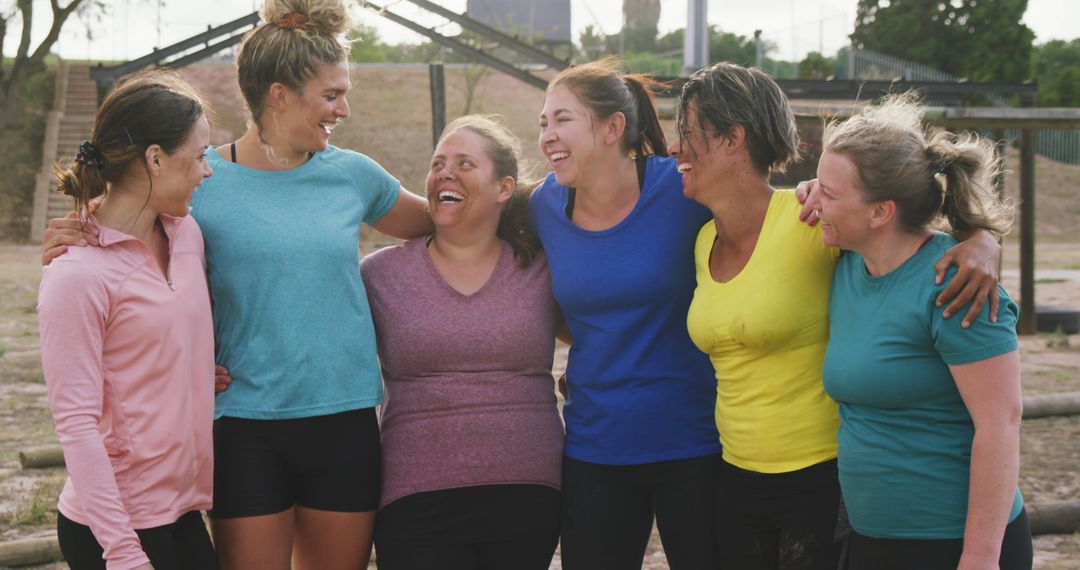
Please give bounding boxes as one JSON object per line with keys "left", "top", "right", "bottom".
{"left": 9, "top": 0, "right": 1078, "bottom": 65}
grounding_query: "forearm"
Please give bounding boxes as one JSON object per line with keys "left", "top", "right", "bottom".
{"left": 55, "top": 419, "right": 149, "bottom": 568}
{"left": 962, "top": 422, "right": 1021, "bottom": 564}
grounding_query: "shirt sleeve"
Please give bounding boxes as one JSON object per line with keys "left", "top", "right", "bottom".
{"left": 346, "top": 152, "right": 401, "bottom": 226}
{"left": 37, "top": 261, "right": 151, "bottom": 570}
{"left": 931, "top": 278, "right": 1020, "bottom": 365}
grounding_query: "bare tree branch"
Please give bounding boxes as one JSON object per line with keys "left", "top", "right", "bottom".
{"left": 30, "top": 0, "right": 86, "bottom": 61}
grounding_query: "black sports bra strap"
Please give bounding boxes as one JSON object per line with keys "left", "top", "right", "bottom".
{"left": 565, "top": 157, "right": 649, "bottom": 221}
{"left": 230, "top": 143, "right": 237, "bottom": 163}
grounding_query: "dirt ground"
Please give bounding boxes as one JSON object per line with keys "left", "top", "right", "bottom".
{"left": 1, "top": 238, "right": 1079, "bottom": 569}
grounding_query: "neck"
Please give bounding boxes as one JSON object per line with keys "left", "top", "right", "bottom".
{"left": 703, "top": 170, "right": 773, "bottom": 247}
{"left": 235, "top": 126, "right": 310, "bottom": 171}
{"left": 95, "top": 182, "right": 159, "bottom": 242}
{"left": 429, "top": 227, "right": 502, "bottom": 264}
{"left": 572, "top": 153, "right": 638, "bottom": 217}
{"left": 858, "top": 226, "right": 933, "bottom": 276}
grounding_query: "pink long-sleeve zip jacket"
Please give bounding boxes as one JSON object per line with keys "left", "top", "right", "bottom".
{"left": 37, "top": 214, "right": 214, "bottom": 570}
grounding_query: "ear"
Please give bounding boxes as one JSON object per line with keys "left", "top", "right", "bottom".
{"left": 495, "top": 176, "right": 515, "bottom": 204}
{"left": 266, "top": 82, "right": 291, "bottom": 112}
{"left": 723, "top": 124, "right": 747, "bottom": 155}
{"left": 604, "top": 111, "right": 627, "bottom": 147}
{"left": 869, "top": 199, "right": 897, "bottom": 230}
{"left": 144, "top": 144, "right": 164, "bottom": 176}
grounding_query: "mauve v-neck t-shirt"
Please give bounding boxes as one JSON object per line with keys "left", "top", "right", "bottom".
{"left": 361, "top": 238, "right": 564, "bottom": 508}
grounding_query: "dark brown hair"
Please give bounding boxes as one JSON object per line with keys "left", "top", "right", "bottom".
{"left": 678, "top": 62, "right": 801, "bottom": 176}
{"left": 438, "top": 115, "right": 542, "bottom": 267}
{"left": 548, "top": 56, "right": 669, "bottom": 157}
{"left": 237, "top": 0, "right": 351, "bottom": 134}
{"left": 53, "top": 69, "right": 207, "bottom": 214}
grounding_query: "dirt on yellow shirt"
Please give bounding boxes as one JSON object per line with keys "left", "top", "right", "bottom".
{"left": 687, "top": 190, "right": 840, "bottom": 474}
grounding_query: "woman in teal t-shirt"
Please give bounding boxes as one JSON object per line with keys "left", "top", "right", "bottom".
{"left": 817, "top": 93, "right": 1032, "bottom": 570}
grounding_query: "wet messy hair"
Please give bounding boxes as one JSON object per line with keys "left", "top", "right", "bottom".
{"left": 53, "top": 69, "right": 207, "bottom": 215}
{"left": 822, "top": 92, "right": 1012, "bottom": 237}
{"left": 438, "top": 115, "right": 542, "bottom": 268}
{"left": 238, "top": 0, "right": 352, "bottom": 134}
{"left": 548, "top": 56, "right": 669, "bottom": 157}
{"left": 677, "top": 61, "right": 800, "bottom": 176}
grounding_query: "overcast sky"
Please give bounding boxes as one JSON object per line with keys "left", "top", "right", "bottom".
{"left": 10, "top": 0, "right": 1078, "bottom": 64}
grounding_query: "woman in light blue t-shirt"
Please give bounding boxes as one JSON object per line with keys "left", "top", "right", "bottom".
{"left": 817, "top": 93, "right": 1032, "bottom": 570}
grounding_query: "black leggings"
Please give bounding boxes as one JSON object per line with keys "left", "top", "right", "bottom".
{"left": 375, "top": 485, "right": 560, "bottom": 570}
{"left": 716, "top": 458, "right": 842, "bottom": 570}
{"left": 559, "top": 453, "right": 722, "bottom": 570}
{"left": 842, "top": 507, "right": 1033, "bottom": 570}
{"left": 57, "top": 510, "right": 218, "bottom": 570}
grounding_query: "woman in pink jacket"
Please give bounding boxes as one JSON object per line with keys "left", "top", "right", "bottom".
{"left": 37, "top": 70, "right": 217, "bottom": 570}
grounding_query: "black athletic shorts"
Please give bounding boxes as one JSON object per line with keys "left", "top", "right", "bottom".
{"left": 210, "top": 408, "right": 381, "bottom": 518}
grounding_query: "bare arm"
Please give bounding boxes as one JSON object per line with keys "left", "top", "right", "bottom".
{"left": 934, "top": 230, "right": 1002, "bottom": 328}
{"left": 951, "top": 350, "right": 1023, "bottom": 570}
{"left": 370, "top": 187, "right": 434, "bottom": 240}
{"left": 41, "top": 211, "right": 100, "bottom": 265}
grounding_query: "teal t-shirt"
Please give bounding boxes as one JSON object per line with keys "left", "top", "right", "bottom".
{"left": 822, "top": 232, "right": 1023, "bottom": 539}
{"left": 190, "top": 145, "right": 399, "bottom": 420}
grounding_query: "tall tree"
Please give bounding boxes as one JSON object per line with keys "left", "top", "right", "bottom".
{"left": 621, "top": 0, "right": 660, "bottom": 53}
{"left": 1032, "top": 39, "right": 1080, "bottom": 107}
{"left": 850, "top": 0, "right": 1033, "bottom": 82}
{"left": 1, "top": 0, "right": 103, "bottom": 113}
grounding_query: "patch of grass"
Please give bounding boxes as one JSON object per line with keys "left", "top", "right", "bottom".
{"left": 1045, "top": 327, "right": 1073, "bottom": 350}
{"left": 1036, "top": 278, "right": 1069, "bottom": 285}
{"left": 3, "top": 475, "right": 64, "bottom": 527}
{"left": 0, "top": 344, "right": 5, "bottom": 359}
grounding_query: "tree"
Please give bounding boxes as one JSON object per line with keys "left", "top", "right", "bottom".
{"left": 709, "top": 28, "right": 757, "bottom": 66}
{"left": 621, "top": 0, "right": 660, "bottom": 53}
{"left": 1031, "top": 39, "right": 1080, "bottom": 107}
{"left": 798, "top": 52, "right": 832, "bottom": 79}
{"left": 348, "top": 23, "right": 388, "bottom": 63}
{"left": 850, "top": 0, "right": 1033, "bottom": 82}
{"left": 1, "top": 0, "right": 103, "bottom": 113}
{"left": 578, "top": 24, "right": 608, "bottom": 60}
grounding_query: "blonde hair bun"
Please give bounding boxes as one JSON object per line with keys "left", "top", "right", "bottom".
{"left": 262, "top": 0, "right": 351, "bottom": 37}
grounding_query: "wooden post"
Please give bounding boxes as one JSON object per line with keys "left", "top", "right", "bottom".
{"left": 0, "top": 535, "right": 63, "bottom": 566}
{"left": 19, "top": 447, "right": 65, "bottom": 469}
{"left": 429, "top": 63, "right": 446, "bottom": 151}
{"left": 1018, "top": 123, "right": 1036, "bottom": 335}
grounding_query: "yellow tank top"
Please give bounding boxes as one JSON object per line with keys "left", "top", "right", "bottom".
{"left": 687, "top": 190, "right": 840, "bottom": 473}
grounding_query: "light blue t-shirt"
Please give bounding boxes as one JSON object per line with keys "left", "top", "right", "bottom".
{"left": 190, "top": 145, "right": 399, "bottom": 420}
{"left": 528, "top": 155, "right": 721, "bottom": 465}
{"left": 823, "top": 232, "right": 1023, "bottom": 539}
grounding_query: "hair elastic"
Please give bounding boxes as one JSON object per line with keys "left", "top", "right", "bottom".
{"left": 75, "top": 141, "right": 105, "bottom": 169}
{"left": 276, "top": 12, "right": 309, "bottom": 30}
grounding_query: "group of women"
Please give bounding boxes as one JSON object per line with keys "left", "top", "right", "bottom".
{"left": 37, "top": 0, "right": 1031, "bottom": 569}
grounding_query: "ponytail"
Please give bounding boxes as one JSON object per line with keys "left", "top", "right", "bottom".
{"left": 929, "top": 131, "right": 1011, "bottom": 237}
{"left": 549, "top": 56, "right": 670, "bottom": 157}
{"left": 822, "top": 92, "right": 1012, "bottom": 237}
{"left": 623, "top": 74, "right": 669, "bottom": 157}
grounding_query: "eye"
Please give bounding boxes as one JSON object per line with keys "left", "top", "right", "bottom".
{"left": 430, "top": 160, "right": 443, "bottom": 171}
{"left": 458, "top": 160, "right": 473, "bottom": 169}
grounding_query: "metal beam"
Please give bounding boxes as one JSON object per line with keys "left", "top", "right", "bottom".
{"left": 399, "top": 0, "right": 568, "bottom": 70}
{"left": 360, "top": 1, "right": 549, "bottom": 90}
{"left": 91, "top": 12, "right": 260, "bottom": 88}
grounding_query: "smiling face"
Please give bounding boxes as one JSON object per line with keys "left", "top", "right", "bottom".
{"left": 427, "top": 128, "right": 512, "bottom": 233}
{"left": 668, "top": 101, "right": 728, "bottom": 202}
{"left": 279, "top": 59, "right": 351, "bottom": 154}
{"left": 816, "top": 150, "right": 877, "bottom": 250}
{"left": 538, "top": 84, "right": 603, "bottom": 187}
{"left": 152, "top": 114, "right": 213, "bottom": 217}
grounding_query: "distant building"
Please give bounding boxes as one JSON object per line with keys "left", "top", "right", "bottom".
{"left": 467, "top": 0, "right": 572, "bottom": 44}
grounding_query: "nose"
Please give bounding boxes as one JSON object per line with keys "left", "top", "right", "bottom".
{"left": 337, "top": 96, "right": 350, "bottom": 120}
{"left": 668, "top": 139, "right": 682, "bottom": 157}
{"left": 203, "top": 162, "right": 214, "bottom": 179}
{"left": 539, "top": 126, "right": 556, "bottom": 148}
